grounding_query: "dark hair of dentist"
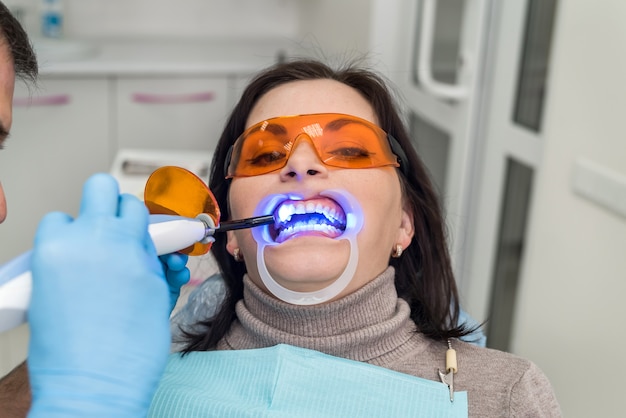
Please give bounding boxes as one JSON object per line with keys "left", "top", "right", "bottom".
{"left": 0, "top": 1, "right": 37, "bottom": 83}
{"left": 185, "top": 59, "right": 467, "bottom": 350}
{"left": 0, "top": 1, "right": 37, "bottom": 223}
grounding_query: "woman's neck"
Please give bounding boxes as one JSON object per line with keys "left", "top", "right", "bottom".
{"left": 218, "top": 267, "right": 420, "bottom": 363}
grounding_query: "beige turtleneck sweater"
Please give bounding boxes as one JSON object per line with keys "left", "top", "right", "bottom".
{"left": 174, "top": 267, "right": 561, "bottom": 417}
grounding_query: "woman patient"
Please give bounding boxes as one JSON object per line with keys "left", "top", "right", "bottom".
{"left": 155, "top": 58, "right": 561, "bottom": 417}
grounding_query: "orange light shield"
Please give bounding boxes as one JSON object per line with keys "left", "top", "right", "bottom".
{"left": 144, "top": 166, "right": 220, "bottom": 255}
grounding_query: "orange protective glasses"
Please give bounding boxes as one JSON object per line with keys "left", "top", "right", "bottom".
{"left": 225, "top": 113, "right": 407, "bottom": 178}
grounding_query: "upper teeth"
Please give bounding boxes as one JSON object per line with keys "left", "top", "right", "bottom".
{"left": 277, "top": 202, "right": 345, "bottom": 225}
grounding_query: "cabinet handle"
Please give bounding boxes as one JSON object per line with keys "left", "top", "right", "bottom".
{"left": 416, "top": 0, "right": 487, "bottom": 100}
{"left": 132, "top": 91, "right": 215, "bottom": 104}
{"left": 13, "top": 94, "right": 71, "bottom": 107}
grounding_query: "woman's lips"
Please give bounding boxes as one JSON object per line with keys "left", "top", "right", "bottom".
{"left": 271, "top": 197, "right": 347, "bottom": 243}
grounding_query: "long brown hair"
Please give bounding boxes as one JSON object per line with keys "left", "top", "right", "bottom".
{"left": 181, "top": 59, "right": 473, "bottom": 352}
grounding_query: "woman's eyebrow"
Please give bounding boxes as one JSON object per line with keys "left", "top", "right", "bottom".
{"left": 325, "top": 118, "right": 375, "bottom": 133}
{"left": 248, "top": 122, "right": 288, "bottom": 136}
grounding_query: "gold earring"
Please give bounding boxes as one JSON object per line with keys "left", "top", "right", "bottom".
{"left": 233, "top": 248, "right": 243, "bottom": 262}
{"left": 391, "top": 244, "right": 403, "bottom": 258}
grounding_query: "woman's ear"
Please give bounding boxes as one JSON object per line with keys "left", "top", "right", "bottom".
{"left": 396, "top": 207, "right": 415, "bottom": 250}
{"left": 225, "top": 230, "right": 239, "bottom": 257}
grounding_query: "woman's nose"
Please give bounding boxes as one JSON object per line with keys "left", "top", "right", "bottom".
{"left": 279, "top": 136, "right": 328, "bottom": 180}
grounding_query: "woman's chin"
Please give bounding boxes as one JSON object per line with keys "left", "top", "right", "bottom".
{"left": 262, "top": 238, "right": 350, "bottom": 291}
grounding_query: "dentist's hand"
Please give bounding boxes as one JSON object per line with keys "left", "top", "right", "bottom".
{"left": 27, "top": 173, "right": 170, "bottom": 418}
{"left": 159, "top": 252, "right": 190, "bottom": 312}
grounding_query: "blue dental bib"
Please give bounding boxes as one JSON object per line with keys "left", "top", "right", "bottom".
{"left": 148, "top": 344, "right": 467, "bottom": 417}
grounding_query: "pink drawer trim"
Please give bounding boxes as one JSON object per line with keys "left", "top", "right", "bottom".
{"left": 13, "top": 94, "right": 71, "bottom": 107}
{"left": 131, "top": 91, "right": 215, "bottom": 104}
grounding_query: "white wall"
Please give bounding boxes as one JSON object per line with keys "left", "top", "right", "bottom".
{"left": 7, "top": 0, "right": 301, "bottom": 40}
{"left": 296, "top": 0, "right": 370, "bottom": 61}
{"left": 6, "top": 0, "right": 375, "bottom": 59}
{"left": 510, "top": 1, "right": 626, "bottom": 416}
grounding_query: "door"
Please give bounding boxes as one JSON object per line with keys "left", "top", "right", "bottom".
{"left": 370, "top": 0, "right": 558, "bottom": 350}
{"left": 371, "top": 0, "right": 491, "bottom": 288}
{"left": 461, "top": 0, "right": 558, "bottom": 350}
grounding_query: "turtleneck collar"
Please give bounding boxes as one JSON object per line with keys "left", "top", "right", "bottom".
{"left": 219, "top": 266, "right": 420, "bottom": 363}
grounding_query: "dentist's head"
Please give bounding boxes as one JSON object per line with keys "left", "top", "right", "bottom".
{"left": 0, "top": 2, "right": 38, "bottom": 223}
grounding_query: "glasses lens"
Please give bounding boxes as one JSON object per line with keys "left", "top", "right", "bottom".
{"left": 144, "top": 166, "right": 220, "bottom": 255}
{"left": 229, "top": 127, "right": 290, "bottom": 177}
{"left": 315, "top": 117, "right": 397, "bottom": 169}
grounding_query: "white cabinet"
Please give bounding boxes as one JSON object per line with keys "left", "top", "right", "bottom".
{"left": 115, "top": 76, "right": 230, "bottom": 152}
{"left": 0, "top": 74, "right": 232, "bottom": 375}
{"left": 0, "top": 77, "right": 111, "bottom": 263}
{"left": 0, "top": 76, "right": 112, "bottom": 376}
{"left": 0, "top": 74, "right": 236, "bottom": 264}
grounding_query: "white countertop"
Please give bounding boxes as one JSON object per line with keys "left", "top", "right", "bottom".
{"left": 34, "top": 37, "right": 295, "bottom": 76}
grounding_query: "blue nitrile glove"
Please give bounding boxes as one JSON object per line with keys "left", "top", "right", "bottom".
{"left": 159, "top": 252, "right": 190, "bottom": 313}
{"left": 27, "top": 174, "right": 171, "bottom": 418}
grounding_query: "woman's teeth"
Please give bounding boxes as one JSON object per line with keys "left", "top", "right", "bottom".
{"left": 273, "top": 199, "right": 347, "bottom": 243}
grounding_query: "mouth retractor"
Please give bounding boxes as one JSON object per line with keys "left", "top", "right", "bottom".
{"left": 251, "top": 190, "right": 364, "bottom": 305}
